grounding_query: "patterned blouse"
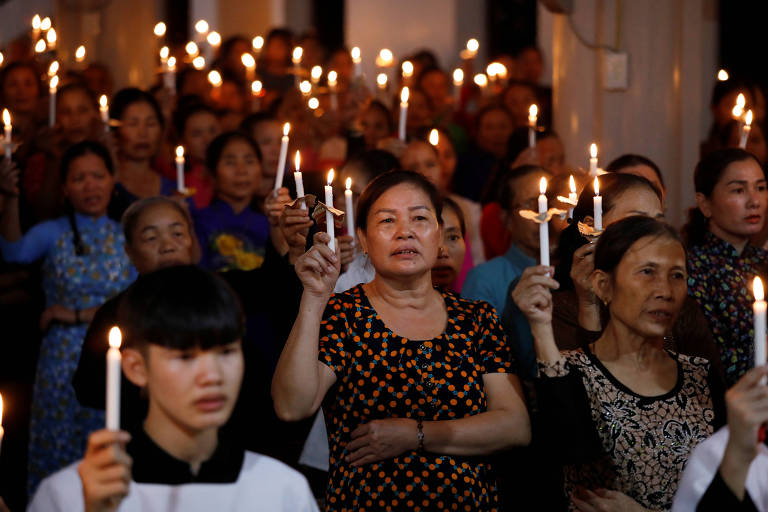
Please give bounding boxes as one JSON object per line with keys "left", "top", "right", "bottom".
{"left": 319, "top": 284, "right": 515, "bottom": 512}
{"left": 687, "top": 231, "right": 768, "bottom": 387}
{"left": 535, "top": 348, "right": 724, "bottom": 511}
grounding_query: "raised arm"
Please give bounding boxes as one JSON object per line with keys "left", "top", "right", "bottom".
{"left": 272, "top": 231, "right": 340, "bottom": 421}
{"left": 511, "top": 265, "right": 561, "bottom": 363}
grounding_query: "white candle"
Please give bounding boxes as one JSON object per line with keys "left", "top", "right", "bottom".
{"left": 568, "top": 175, "right": 577, "bottom": 219}
{"left": 328, "top": 70, "right": 338, "bottom": 111}
{"left": 252, "top": 36, "right": 264, "bottom": 54}
{"left": 165, "top": 56, "right": 177, "bottom": 93}
{"left": 292, "top": 46, "right": 303, "bottom": 87}
{"left": 398, "top": 87, "right": 409, "bottom": 142}
{"left": 474, "top": 73, "right": 488, "bottom": 97}
{"left": 593, "top": 176, "right": 602, "bottom": 231}
{"left": 402, "top": 60, "right": 414, "bottom": 86}
{"left": 46, "top": 27, "right": 56, "bottom": 50}
{"left": 251, "top": 80, "right": 262, "bottom": 111}
{"left": 75, "top": 45, "right": 86, "bottom": 65}
{"left": 589, "top": 143, "right": 598, "bottom": 176}
{"left": 754, "top": 277, "right": 767, "bottom": 384}
{"left": 3, "top": 109, "right": 11, "bottom": 160}
{"left": 376, "top": 73, "right": 388, "bottom": 103}
{"left": 351, "top": 47, "right": 362, "bottom": 78}
{"left": 452, "top": 68, "right": 463, "bottom": 108}
{"left": 175, "top": 146, "right": 185, "bottom": 193}
{"left": 275, "top": 122, "right": 290, "bottom": 192}
{"left": 106, "top": 327, "right": 122, "bottom": 430}
{"left": 241, "top": 53, "right": 256, "bottom": 83}
{"left": 32, "top": 14, "right": 41, "bottom": 40}
{"left": 528, "top": 104, "right": 538, "bottom": 148}
{"left": 345, "top": 177, "right": 355, "bottom": 239}
{"left": 99, "top": 95, "right": 109, "bottom": 132}
{"left": 740, "top": 109, "right": 753, "bottom": 149}
{"left": 49, "top": 75, "right": 58, "bottom": 127}
{"left": 293, "top": 150, "right": 306, "bottom": 210}
{"left": 326, "top": 169, "right": 336, "bottom": 252}
{"left": 538, "top": 177, "right": 550, "bottom": 268}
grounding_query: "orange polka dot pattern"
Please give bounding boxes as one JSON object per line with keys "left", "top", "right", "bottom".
{"left": 319, "top": 284, "right": 515, "bottom": 511}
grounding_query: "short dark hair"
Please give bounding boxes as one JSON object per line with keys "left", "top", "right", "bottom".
{"left": 173, "top": 100, "right": 217, "bottom": 137}
{"left": 60, "top": 140, "right": 114, "bottom": 182}
{"left": 0, "top": 61, "right": 41, "bottom": 99}
{"left": 474, "top": 104, "right": 513, "bottom": 133}
{"left": 594, "top": 216, "right": 682, "bottom": 275}
{"left": 110, "top": 87, "right": 164, "bottom": 127}
{"left": 442, "top": 196, "right": 466, "bottom": 236}
{"left": 206, "top": 131, "right": 262, "bottom": 175}
{"left": 119, "top": 265, "right": 244, "bottom": 351}
{"left": 57, "top": 82, "right": 98, "bottom": 110}
{"left": 497, "top": 164, "right": 550, "bottom": 212}
{"left": 363, "top": 100, "right": 394, "bottom": 134}
{"left": 355, "top": 170, "right": 442, "bottom": 231}
{"left": 606, "top": 154, "right": 665, "bottom": 190}
{"left": 121, "top": 196, "right": 194, "bottom": 246}
{"left": 345, "top": 149, "right": 400, "bottom": 185}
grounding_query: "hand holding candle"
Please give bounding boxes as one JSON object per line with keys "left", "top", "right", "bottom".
{"left": 3, "top": 109, "right": 11, "bottom": 160}
{"left": 398, "top": 87, "right": 409, "bottom": 142}
{"left": 345, "top": 177, "right": 355, "bottom": 240}
{"left": 593, "top": 176, "right": 603, "bottom": 231}
{"left": 325, "top": 169, "right": 336, "bottom": 252}
{"left": 175, "top": 146, "right": 185, "bottom": 193}
{"left": 275, "top": 122, "right": 290, "bottom": 192}
{"left": 754, "top": 277, "right": 767, "bottom": 384}
{"left": 528, "top": 104, "right": 538, "bottom": 148}
{"left": 293, "top": 150, "right": 306, "bottom": 209}
{"left": 106, "top": 327, "right": 122, "bottom": 430}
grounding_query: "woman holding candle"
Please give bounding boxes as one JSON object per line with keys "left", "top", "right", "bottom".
{"left": 0, "top": 140, "right": 136, "bottom": 493}
{"left": 515, "top": 215, "right": 725, "bottom": 512}
{"left": 172, "top": 102, "right": 222, "bottom": 208}
{"left": 0, "top": 61, "right": 43, "bottom": 139}
{"left": 684, "top": 148, "right": 768, "bottom": 387}
{"left": 273, "top": 170, "right": 530, "bottom": 511}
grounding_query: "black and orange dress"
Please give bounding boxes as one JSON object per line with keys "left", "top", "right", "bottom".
{"left": 319, "top": 284, "right": 515, "bottom": 512}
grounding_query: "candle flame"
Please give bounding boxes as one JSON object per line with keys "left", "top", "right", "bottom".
{"left": 311, "top": 65, "right": 322, "bottom": 80}
{"left": 379, "top": 48, "right": 393, "bottom": 63}
{"left": 590, "top": 143, "right": 598, "bottom": 158}
{"left": 486, "top": 62, "right": 500, "bottom": 77}
{"left": 167, "top": 56, "right": 177, "bottom": 70}
{"left": 3, "top": 109, "right": 10, "bottom": 125}
{"left": 40, "top": 17, "right": 51, "bottom": 31}
{"left": 0, "top": 53, "right": 3, "bottom": 66}
{"left": 175, "top": 145, "right": 184, "bottom": 158}
{"left": 746, "top": 109, "right": 754, "bottom": 126}
{"left": 327, "top": 169, "right": 335, "bottom": 185}
{"left": 539, "top": 177, "right": 547, "bottom": 195}
{"left": 732, "top": 105, "right": 744, "bottom": 118}
{"left": 292, "top": 46, "right": 303, "bottom": 63}
{"left": 453, "top": 68, "right": 464, "bottom": 84}
{"left": 282, "top": 122, "right": 290, "bottom": 136}
{"left": 402, "top": 60, "right": 414, "bottom": 77}
{"left": 186, "top": 41, "right": 199, "bottom": 56}
{"left": 46, "top": 28, "right": 56, "bottom": 45}
{"left": 207, "top": 70, "right": 222, "bottom": 86}
{"left": 99, "top": 95, "right": 107, "bottom": 108}
{"left": 251, "top": 80, "right": 262, "bottom": 94}
{"left": 207, "top": 31, "right": 221, "bottom": 46}
{"left": 192, "top": 56, "right": 206, "bottom": 70}
{"left": 328, "top": 70, "right": 338, "bottom": 85}
{"left": 717, "top": 69, "right": 729, "bottom": 81}
{"left": 377, "top": 73, "right": 388, "bottom": 86}
{"left": 75, "top": 45, "right": 86, "bottom": 62}
{"left": 48, "top": 60, "right": 59, "bottom": 77}
{"left": 737, "top": 93, "right": 746, "bottom": 109}
{"left": 0, "top": 392, "right": 3, "bottom": 427}
{"left": 153, "top": 22, "right": 166, "bottom": 37}
{"left": 473, "top": 73, "right": 488, "bottom": 87}
{"left": 429, "top": 128, "right": 439, "bottom": 146}
{"left": 295, "top": 150, "right": 301, "bottom": 171}
{"left": 351, "top": 47, "right": 361, "bottom": 62}
{"left": 400, "top": 86, "right": 409, "bottom": 104}
{"left": 756, "top": 277, "right": 765, "bottom": 301}
{"left": 569, "top": 175, "right": 576, "bottom": 193}
{"left": 308, "top": 97, "right": 319, "bottom": 109}
{"left": 32, "top": 14, "right": 41, "bottom": 30}
{"left": 466, "top": 38, "right": 479, "bottom": 52}
{"left": 34, "top": 39, "right": 46, "bottom": 53}
{"left": 49, "top": 75, "right": 59, "bottom": 90}
{"left": 346, "top": 177, "right": 352, "bottom": 190}
{"left": 252, "top": 36, "right": 264, "bottom": 51}
{"left": 594, "top": 176, "right": 600, "bottom": 196}
{"left": 194, "top": 19, "right": 209, "bottom": 35}
{"left": 108, "top": 326, "right": 122, "bottom": 349}
{"left": 160, "top": 46, "right": 169, "bottom": 60}
{"left": 299, "top": 80, "right": 311, "bottom": 94}
{"left": 241, "top": 53, "right": 255, "bottom": 68}
{"left": 529, "top": 104, "right": 538, "bottom": 118}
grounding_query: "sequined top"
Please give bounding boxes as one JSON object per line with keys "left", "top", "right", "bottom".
{"left": 687, "top": 231, "right": 768, "bottom": 387}
{"left": 319, "top": 284, "right": 515, "bottom": 512}
{"left": 535, "top": 348, "right": 724, "bottom": 511}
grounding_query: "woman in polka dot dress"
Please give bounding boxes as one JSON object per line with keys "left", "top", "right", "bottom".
{"left": 273, "top": 170, "right": 531, "bottom": 511}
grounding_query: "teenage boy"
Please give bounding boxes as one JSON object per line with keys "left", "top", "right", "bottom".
{"left": 29, "top": 266, "right": 318, "bottom": 511}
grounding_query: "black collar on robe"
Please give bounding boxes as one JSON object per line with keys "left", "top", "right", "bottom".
{"left": 127, "top": 428, "right": 245, "bottom": 484}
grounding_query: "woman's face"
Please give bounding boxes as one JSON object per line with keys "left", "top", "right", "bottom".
{"left": 503, "top": 84, "right": 537, "bottom": 128}
{"left": 215, "top": 139, "right": 261, "bottom": 203}
{"left": 117, "top": 101, "right": 162, "bottom": 161}
{"left": 431, "top": 206, "right": 465, "bottom": 288}
{"left": 597, "top": 235, "right": 687, "bottom": 339}
{"left": 2, "top": 67, "right": 39, "bottom": 114}
{"left": 603, "top": 186, "right": 665, "bottom": 226}
{"left": 401, "top": 142, "right": 442, "bottom": 189}
{"left": 126, "top": 203, "right": 195, "bottom": 274}
{"left": 63, "top": 153, "right": 114, "bottom": 217}
{"left": 251, "top": 120, "right": 281, "bottom": 179}
{"left": 699, "top": 158, "right": 768, "bottom": 245}
{"left": 420, "top": 70, "right": 449, "bottom": 109}
{"left": 434, "top": 134, "right": 457, "bottom": 187}
{"left": 57, "top": 89, "right": 98, "bottom": 144}
{"left": 477, "top": 109, "right": 513, "bottom": 158}
{"left": 183, "top": 111, "right": 221, "bottom": 163}
{"left": 361, "top": 106, "right": 390, "bottom": 149}
{"left": 360, "top": 183, "right": 441, "bottom": 280}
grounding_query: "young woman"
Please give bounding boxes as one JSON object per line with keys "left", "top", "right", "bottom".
{"left": 684, "top": 148, "right": 768, "bottom": 387}
{"left": 0, "top": 141, "right": 136, "bottom": 493}
{"left": 173, "top": 102, "right": 222, "bottom": 208}
{"left": 515, "top": 216, "right": 725, "bottom": 511}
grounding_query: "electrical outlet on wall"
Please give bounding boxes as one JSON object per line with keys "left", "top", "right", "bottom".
{"left": 603, "top": 51, "right": 628, "bottom": 90}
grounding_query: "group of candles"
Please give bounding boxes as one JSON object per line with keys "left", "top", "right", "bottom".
{"left": 731, "top": 93, "right": 754, "bottom": 149}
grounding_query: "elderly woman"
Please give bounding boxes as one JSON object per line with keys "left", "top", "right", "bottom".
{"left": 514, "top": 216, "right": 725, "bottom": 511}
{"left": 272, "top": 170, "right": 530, "bottom": 511}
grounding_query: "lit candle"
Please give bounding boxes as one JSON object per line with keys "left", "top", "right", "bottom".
{"left": 192, "top": 56, "right": 206, "bottom": 70}
{"left": 207, "top": 70, "right": 222, "bottom": 88}
{"left": 717, "top": 69, "right": 729, "bottom": 81}
{"left": 474, "top": 73, "right": 488, "bottom": 96}
{"left": 154, "top": 22, "right": 166, "bottom": 38}
{"left": 589, "top": 143, "right": 598, "bottom": 176}
{"left": 252, "top": 36, "right": 264, "bottom": 55}
{"left": 251, "top": 80, "right": 262, "bottom": 111}
{"left": 34, "top": 39, "right": 47, "bottom": 54}
{"left": 402, "top": 60, "right": 414, "bottom": 86}
{"left": 326, "top": 169, "right": 336, "bottom": 252}
{"left": 194, "top": 19, "right": 209, "bottom": 41}
{"left": 274, "top": 122, "right": 290, "bottom": 192}
{"left": 175, "top": 146, "right": 185, "bottom": 193}
{"left": 0, "top": 53, "right": 4, "bottom": 67}
{"left": 538, "top": 177, "right": 550, "bottom": 268}
{"left": 351, "top": 47, "right": 362, "bottom": 78}
{"left": 49, "top": 75, "right": 58, "bottom": 128}
{"left": 106, "top": 326, "right": 122, "bottom": 430}
{"left": 3, "top": 109, "right": 11, "bottom": 160}
{"left": 40, "top": 17, "right": 51, "bottom": 31}
{"left": 311, "top": 65, "right": 322, "bottom": 87}
{"left": 75, "top": 45, "right": 86, "bottom": 65}
{"left": 299, "top": 80, "right": 312, "bottom": 97}
{"left": 463, "top": 38, "right": 479, "bottom": 60}
{"left": 377, "top": 48, "right": 394, "bottom": 68}
{"left": 293, "top": 150, "right": 306, "bottom": 210}
{"left": 328, "top": 70, "right": 338, "bottom": 111}
{"left": 32, "top": 14, "right": 41, "bottom": 39}
{"left": 241, "top": 53, "right": 256, "bottom": 82}
{"left": 0, "top": 392, "right": 4, "bottom": 457}
{"left": 568, "top": 175, "right": 577, "bottom": 219}
{"left": 185, "top": 41, "right": 199, "bottom": 58}
{"left": 292, "top": 46, "right": 303, "bottom": 87}
{"left": 99, "top": 95, "right": 109, "bottom": 131}
{"left": 452, "top": 68, "right": 464, "bottom": 108}
{"left": 308, "top": 97, "right": 320, "bottom": 111}
{"left": 159, "top": 45, "right": 169, "bottom": 65}
{"left": 345, "top": 177, "right": 355, "bottom": 238}
{"left": 740, "top": 109, "right": 753, "bottom": 149}
{"left": 48, "top": 60, "right": 58, "bottom": 78}
{"left": 376, "top": 73, "right": 388, "bottom": 102}
{"left": 398, "top": 86, "right": 409, "bottom": 142}
{"left": 46, "top": 27, "right": 56, "bottom": 50}
{"left": 429, "top": 128, "right": 439, "bottom": 147}
{"left": 528, "top": 104, "right": 538, "bottom": 148}
{"left": 165, "top": 56, "right": 177, "bottom": 93}
{"left": 734, "top": 93, "right": 746, "bottom": 118}
{"left": 754, "top": 277, "right": 767, "bottom": 384}
{"left": 593, "top": 176, "right": 602, "bottom": 231}
{"left": 207, "top": 31, "right": 222, "bottom": 47}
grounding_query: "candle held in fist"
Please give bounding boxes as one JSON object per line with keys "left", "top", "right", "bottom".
{"left": 106, "top": 327, "right": 122, "bottom": 430}
{"left": 293, "top": 150, "right": 306, "bottom": 210}
{"left": 754, "top": 277, "right": 767, "bottom": 384}
{"left": 593, "top": 176, "right": 603, "bottom": 231}
{"left": 325, "top": 170, "right": 336, "bottom": 252}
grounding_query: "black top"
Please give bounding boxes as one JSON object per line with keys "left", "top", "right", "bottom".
{"left": 697, "top": 471, "right": 758, "bottom": 511}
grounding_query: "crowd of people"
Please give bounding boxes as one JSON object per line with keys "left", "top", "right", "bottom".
{"left": 0, "top": 19, "right": 766, "bottom": 512}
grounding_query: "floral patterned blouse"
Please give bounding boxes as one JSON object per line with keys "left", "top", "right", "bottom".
{"left": 687, "top": 231, "right": 768, "bottom": 387}
{"left": 319, "top": 284, "right": 515, "bottom": 512}
{"left": 535, "top": 348, "right": 724, "bottom": 511}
